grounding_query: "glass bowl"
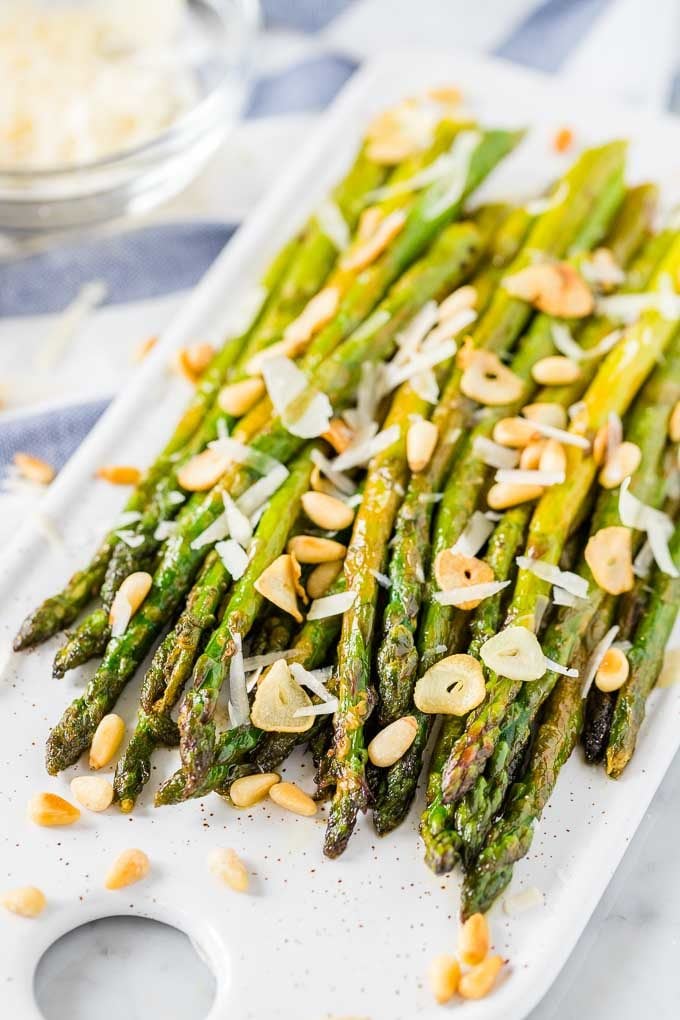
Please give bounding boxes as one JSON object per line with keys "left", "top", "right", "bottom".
{"left": 0, "top": 0, "right": 259, "bottom": 236}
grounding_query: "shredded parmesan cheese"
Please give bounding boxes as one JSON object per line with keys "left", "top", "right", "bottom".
{"left": 306, "top": 590, "right": 356, "bottom": 621}
{"left": 434, "top": 579, "right": 510, "bottom": 606}
{"left": 551, "top": 323, "right": 622, "bottom": 362}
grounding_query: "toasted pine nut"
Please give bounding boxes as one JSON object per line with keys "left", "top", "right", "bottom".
{"left": 218, "top": 378, "right": 265, "bottom": 417}
{"left": 105, "top": 849, "right": 149, "bottom": 890}
{"left": 584, "top": 525, "right": 633, "bottom": 595}
{"left": 177, "top": 447, "right": 228, "bottom": 491}
{"left": 96, "top": 465, "right": 141, "bottom": 485}
{"left": 322, "top": 417, "right": 354, "bottom": 454}
{"left": 428, "top": 954, "right": 461, "bottom": 1004}
{"left": 208, "top": 848, "right": 249, "bottom": 892}
{"left": 367, "top": 716, "right": 418, "bottom": 767}
{"left": 461, "top": 351, "right": 524, "bottom": 406}
{"left": 458, "top": 955, "right": 504, "bottom": 1000}
{"left": 519, "top": 440, "right": 546, "bottom": 470}
{"left": 407, "top": 419, "right": 438, "bottom": 472}
{"left": 70, "top": 776, "right": 114, "bottom": 812}
{"left": 27, "top": 792, "right": 80, "bottom": 827}
{"left": 487, "top": 482, "right": 544, "bottom": 510}
{"left": 173, "top": 343, "right": 215, "bottom": 381}
{"left": 428, "top": 85, "right": 462, "bottom": 106}
{"left": 459, "top": 912, "right": 490, "bottom": 966}
{"left": 13, "top": 452, "right": 55, "bottom": 485}
{"left": 553, "top": 127, "right": 574, "bottom": 153}
{"left": 357, "top": 206, "right": 383, "bottom": 242}
{"left": 306, "top": 560, "right": 343, "bottom": 599}
{"left": 301, "top": 491, "right": 355, "bottom": 531}
{"left": 599, "top": 441, "right": 641, "bottom": 489}
{"left": 90, "top": 714, "right": 126, "bottom": 770}
{"left": 109, "top": 572, "right": 152, "bottom": 637}
{"left": 592, "top": 423, "right": 610, "bottom": 466}
{"left": 254, "top": 554, "right": 304, "bottom": 623}
{"left": 287, "top": 535, "right": 346, "bottom": 564}
{"left": 229, "top": 772, "right": 280, "bottom": 808}
{"left": 595, "top": 647, "right": 630, "bottom": 692}
{"left": 670, "top": 400, "right": 680, "bottom": 443}
{"left": 438, "top": 284, "right": 477, "bottom": 321}
{"left": 539, "top": 438, "right": 567, "bottom": 475}
{"left": 367, "top": 135, "right": 419, "bottom": 164}
{"left": 268, "top": 781, "right": 317, "bottom": 816}
{"left": 493, "top": 417, "right": 538, "bottom": 449}
{"left": 2, "top": 886, "right": 46, "bottom": 918}
{"left": 522, "top": 402, "right": 567, "bottom": 430}
{"left": 133, "top": 335, "right": 157, "bottom": 361}
{"left": 284, "top": 286, "right": 340, "bottom": 347}
{"left": 531, "top": 356, "right": 581, "bottom": 386}
{"left": 341, "top": 210, "right": 406, "bottom": 271}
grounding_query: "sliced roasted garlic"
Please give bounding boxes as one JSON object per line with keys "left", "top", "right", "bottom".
{"left": 599, "top": 441, "right": 641, "bottom": 489}
{"left": 461, "top": 350, "right": 524, "bottom": 406}
{"left": 434, "top": 550, "right": 494, "bottom": 610}
{"left": 479, "top": 625, "right": 546, "bottom": 681}
{"left": 504, "top": 262, "right": 593, "bottom": 317}
{"left": 250, "top": 658, "right": 314, "bottom": 733}
{"left": 254, "top": 554, "right": 304, "bottom": 622}
{"left": 407, "top": 418, "right": 439, "bottom": 472}
{"left": 414, "top": 654, "right": 486, "bottom": 715}
{"left": 584, "top": 525, "right": 633, "bottom": 594}
{"left": 283, "top": 286, "right": 340, "bottom": 348}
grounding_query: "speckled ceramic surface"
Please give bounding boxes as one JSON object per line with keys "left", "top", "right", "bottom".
{"left": 1, "top": 51, "right": 679, "bottom": 1020}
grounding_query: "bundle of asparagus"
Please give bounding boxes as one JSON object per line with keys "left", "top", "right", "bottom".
{"left": 15, "top": 90, "right": 679, "bottom": 938}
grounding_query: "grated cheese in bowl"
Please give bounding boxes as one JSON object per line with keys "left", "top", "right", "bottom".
{"left": 0, "top": 0, "right": 197, "bottom": 170}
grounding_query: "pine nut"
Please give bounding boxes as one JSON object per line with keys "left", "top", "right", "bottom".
{"left": 109, "top": 572, "right": 152, "bottom": 637}
{"left": 96, "top": 465, "right": 141, "bottom": 485}
{"left": 284, "top": 286, "right": 340, "bottom": 346}
{"left": 519, "top": 440, "right": 546, "bottom": 470}
{"left": 254, "top": 555, "right": 304, "bottom": 623}
{"left": 584, "top": 525, "right": 633, "bottom": 595}
{"left": 458, "top": 954, "right": 504, "bottom": 1000}
{"left": 133, "top": 335, "right": 157, "bottom": 361}
{"left": 522, "top": 402, "right": 567, "bottom": 430}
{"left": 218, "top": 378, "right": 265, "bottom": 416}
{"left": 105, "top": 849, "right": 150, "bottom": 890}
{"left": 173, "top": 343, "right": 215, "bottom": 381}
{"left": 301, "top": 491, "right": 355, "bottom": 531}
{"left": 487, "top": 482, "right": 544, "bottom": 510}
{"left": 177, "top": 447, "right": 228, "bottom": 491}
{"left": 438, "top": 284, "right": 477, "bottom": 321}
{"left": 539, "top": 438, "right": 567, "bottom": 475}
{"left": 504, "top": 261, "right": 592, "bottom": 317}
{"left": 592, "top": 423, "right": 609, "bottom": 466}
{"left": 341, "top": 211, "right": 406, "bottom": 271}
{"left": 90, "top": 714, "right": 126, "bottom": 769}
{"left": 407, "top": 419, "right": 439, "bottom": 472}
{"left": 13, "top": 452, "right": 55, "bottom": 485}
{"left": 461, "top": 351, "right": 524, "bottom": 406}
{"left": 428, "top": 954, "right": 461, "bottom": 1004}
{"left": 531, "top": 356, "right": 581, "bottom": 386}
{"left": 2, "top": 886, "right": 46, "bottom": 918}
{"left": 492, "top": 417, "right": 538, "bottom": 448}
{"left": 306, "top": 560, "right": 343, "bottom": 599}
{"left": 322, "top": 418, "right": 354, "bottom": 454}
{"left": 670, "top": 400, "right": 680, "bottom": 443}
{"left": 27, "top": 792, "right": 80, "bottom": 827}
{"left": 595, "top": 647, "right": 630, "bottom": 692}
{"left": 357, "top": 206, "right": 383, "bottom": 242}
{"left": 553, "top": 127, "right": 574, "bottom": 153}
{"left": 599, "top": 441, "right": 641, "bottom": 489}
{"left": 367, "top": 716, "right": 418, "bottom": 767}
{"left": 459, "top": 912, "right": 490, "bottom": 966}
{"left": 208, "top": 848, "right": 249, "bottom": 892}
{"left": 229, "top": 772, "right": 280, "bottom": 808}
{"left": 268, "top": 781, "right": 317, "bottom": 816}
{"left": 287, "top": 535, "right": 346, "bottom": 564}
{"left": 70, "top": 776, "right": 114, "bottom": 812}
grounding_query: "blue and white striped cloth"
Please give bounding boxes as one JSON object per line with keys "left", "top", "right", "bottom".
{"left": 1, "top": 0, "right": 678, "bottom": 532}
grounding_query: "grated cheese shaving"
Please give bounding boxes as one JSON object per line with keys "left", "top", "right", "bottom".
{"left": 524, "top": 181, "right": 569, "bottom": 216}
{"left": 619, "top": 478, "right": 678, "bottom": 577}
{"left": 473, "top": 435, "right": 519, "bottom": 469}
{"left": 516, "top": 555, "right": 589, "bottom": 599}
{"left": 315, "top": 199, "right": 350, "bottom": 251}
{"left": 262, "top": 356, "right": 332, "bottom": 439}
{"left": 596, "top": 274, "right": 680, "bottom": 323}
{"left": 293, "top": 699, "right": 338, "bottom": 718}
{"left": 290, "top": 662, "right": 334, "bottom": 702}
{"left": 209, "top": 438, "right": 285, "bottom": 477}
{"left": 544, "top": 656, "right": 579, "bottom": 677}
{"left": 551, "top": 323, "right": 622, "bottom": 362}
{"left": 114, "top": 528, "right": 145, "bottom": 548}
{"left": 451, "top": 511, "right": 494, "bottom": 557}
{"left": 236, "top": 464, "right": 289, "bottom": 518}
{"left": 222, "top": 492, "right": 252, "bottom": 549}
{"left": 34, "top": 281, "right": 107, "bottom": 373}
{"left": 434, "top": 579, "right": 510, "bottom": 607}
{"left": 370, "top": 568, "right": 392, "bottom": 588}
{"left": 306, "top": 590, "right": 357, "bottom": 620}
{"left": 310, "top": 449, "right": 356, "bottom": 496}
{"left": 228, "top": 633, "right": 249, "bottom": 727}
{"left": 518, "top": 416, "right": 591, "bottom": 450}
{"left": 331, "top": 424, "right": 400, "bottom": 472}
{"left": 495, "top": 468, "right": 565, "bottom": 487}
{"left": 215, "top": 539, "right": 248, "bottom": 580}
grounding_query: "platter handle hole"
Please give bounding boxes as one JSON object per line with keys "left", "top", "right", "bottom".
{"left": 34, "top": 915, "right": 216, "bottom": 1020}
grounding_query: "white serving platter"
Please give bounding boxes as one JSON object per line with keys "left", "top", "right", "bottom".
{"left": 1, "top": 50, "right": 679, "bottom": 1020}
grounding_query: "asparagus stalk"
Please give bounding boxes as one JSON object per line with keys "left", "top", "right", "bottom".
{"left": 155, "top": 577, "right": 346, "bottom": 805}
{"left": 440, "top": 237, "right": 680, "bottom": 805}
{"left": 606, "top": 523, "right": 680, "bottom": 777}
